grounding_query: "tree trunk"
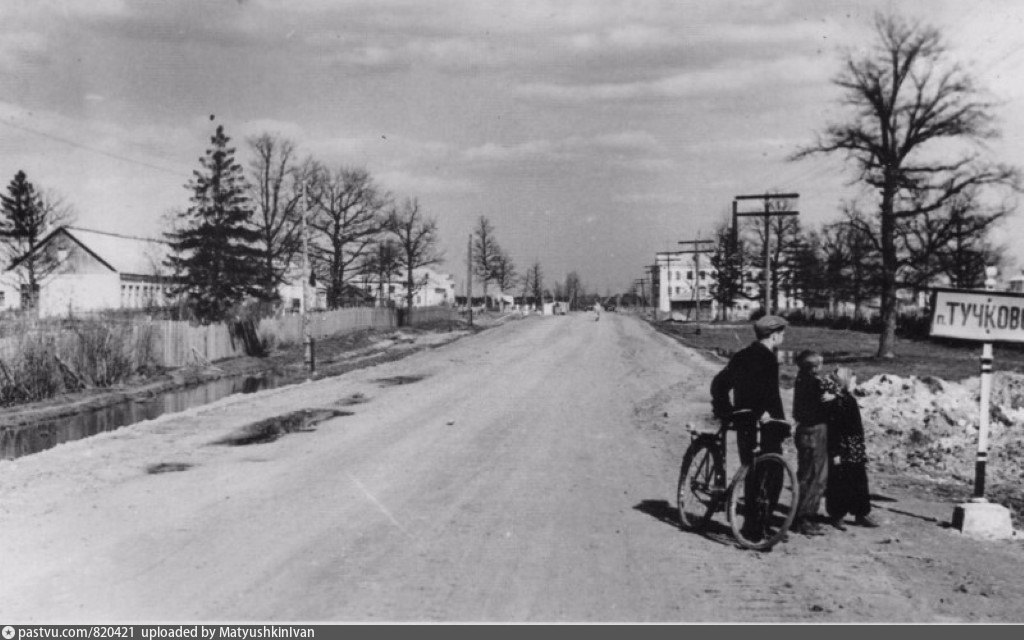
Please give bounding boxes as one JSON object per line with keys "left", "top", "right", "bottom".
{"left": 877, "top": 185, "right": 898, "bottom": 359}
{"left": 405, "top": 273, "right": 415, "bottom": 325}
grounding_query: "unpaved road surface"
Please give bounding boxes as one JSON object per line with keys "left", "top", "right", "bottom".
{"left": 2, "top": 313, "right": 1023, "bottom": 622}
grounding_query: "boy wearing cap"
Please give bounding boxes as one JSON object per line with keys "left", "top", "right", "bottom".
{"left": 711, "top": 314, "right": 789, "bottom": 454}
{"left": 710, "top": 315, "right": 789, "bottom": 540}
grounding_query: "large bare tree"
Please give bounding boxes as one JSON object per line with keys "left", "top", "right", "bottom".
{"left": 306, "top": 165, "right": 389, "bottom": 308}
{"left": 472, "top": 216, "right": 501, "bottom": 308}
{"left": 794, "top": 13, "right": 1019, "bottom": 357}
{"left": 246, "top": 133, "right": 304, "bottom": 303}
{"left": 388, "top": 198, "right": 443, "bottom": 316}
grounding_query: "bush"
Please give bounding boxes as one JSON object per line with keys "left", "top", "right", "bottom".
{"left": 0, "top": 319, "right": 156, "bottom": 406}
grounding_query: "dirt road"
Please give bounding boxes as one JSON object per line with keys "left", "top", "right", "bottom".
{"left": 2, "top": 313, "right": 1023, "bottom": 622}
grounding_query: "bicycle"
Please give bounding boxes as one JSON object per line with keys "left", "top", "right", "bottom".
{"left": 676, "top": 409, "right": 799, "bottom": 550}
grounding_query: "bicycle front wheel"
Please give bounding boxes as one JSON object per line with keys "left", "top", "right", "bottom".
{"left": 677, "top": 439, "right": 724, "bottom": 531}
{"left": 727, "top": 453, "right": 799, "bottom": 550}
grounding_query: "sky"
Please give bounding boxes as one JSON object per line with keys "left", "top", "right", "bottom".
{"left": 3, "top": 0, "right": 1024, "bottom": 295}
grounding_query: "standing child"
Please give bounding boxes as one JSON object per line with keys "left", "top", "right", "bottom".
{"left": 791, "top": 350, "right": 840, "bottom": 536}
{"left": 825, "top": 367, "right": 880, "bottom": 529}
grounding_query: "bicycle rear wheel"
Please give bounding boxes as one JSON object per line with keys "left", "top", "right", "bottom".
{"left": 727, "top": 453, "right": 799, "bottom": 550}
{"left": 677, "top": 439, "right": 724, "bottom": 531}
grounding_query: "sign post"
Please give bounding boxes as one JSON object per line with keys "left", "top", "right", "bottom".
{"left": 929, "top": 268, "right": 1014, "bottom": 539}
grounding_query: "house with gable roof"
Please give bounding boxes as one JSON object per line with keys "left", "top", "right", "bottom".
{"left": 0, "top": 226, "right": 174, "bottom": 317}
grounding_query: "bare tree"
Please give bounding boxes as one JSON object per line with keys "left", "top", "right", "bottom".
{"left": 246, "top": 133, "right": 304, "bottom": 303}
{"left": 520, "top": 260, "right": 543, "bottom": 309}
{"left": 472, "top": 216, "right": 500, "bottom": 309}
{"left": 388, "top": 198, "right": 443, "bottom": 316}
{"left": 361, "top": 237, "right": 402, "bottom": 306}
{"left": 0, "top": 173, "right": 75, "bottom": 311}
{"left": 492, "top": 248, "right": 517, "bottom": 310}
{"left": 307, "top": 165, "right": 389, "bottom": 308}
{"left": 821, "top": 204, "right": 883, "bottom": 320}
{"left": 794, "top": 13, "right": 1019, "bottom": 357}
{"left": 742, "top": 198, "right": 803, "bottom": 313}
{"left": 564, "top": 271, "right": 584, "bottom": 310}
{"left": 899, "top": 188, "right": 1006, "bottom": 290}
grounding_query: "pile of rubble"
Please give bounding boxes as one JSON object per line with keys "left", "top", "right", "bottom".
{"left": 856, "top": 372, "right": 1024, "bottom": 490}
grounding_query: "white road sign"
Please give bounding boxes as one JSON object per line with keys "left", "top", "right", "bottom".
{"left": 930, "top": 288, "right": 1024, "bottom": 343}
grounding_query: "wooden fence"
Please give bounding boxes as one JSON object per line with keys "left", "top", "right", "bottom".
{"left": 1, "top": 305, "right": 455, "bottom": 370}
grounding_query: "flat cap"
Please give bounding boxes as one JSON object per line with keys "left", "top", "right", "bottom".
{"left": 753, "top": 314, "right": 788, "bottom": 338}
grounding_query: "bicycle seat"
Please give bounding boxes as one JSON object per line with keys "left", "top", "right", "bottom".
{"left": 727, "top": 409, "right": 757, "bottom": 430}
{"left": 760, "top": 418, "right": 793, "bottom": 440}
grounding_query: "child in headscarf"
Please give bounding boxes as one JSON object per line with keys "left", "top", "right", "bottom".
{"left": 825, "top": 367, "right": 880, "bottom": 529}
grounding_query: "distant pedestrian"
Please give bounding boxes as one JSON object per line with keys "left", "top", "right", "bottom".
{"left": 825, "top": 367, "right": 880, "bottom": 530}
{"left": 791, "top": 350, "right": 839, "bottom": 537}
{"left": 593, "top": 301, "right": 603, "bottom": 321}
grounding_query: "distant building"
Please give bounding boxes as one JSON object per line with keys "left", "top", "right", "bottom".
{"left": 649, "top": 251, "right": 808, "bottom": 319}
{"left": 353, "top": 267, "right": 456, "bottom": 308}
{"left": 0, "top": 226, "right": 174, "bottom": 317}
{"left": 650, "top": 251, "right": 718, "bottom": 317}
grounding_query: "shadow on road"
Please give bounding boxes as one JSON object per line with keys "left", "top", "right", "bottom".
{"left": 633, "top": 499, "right": 738, "bottom": 547}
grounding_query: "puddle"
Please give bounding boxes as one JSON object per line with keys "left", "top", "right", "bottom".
{"left": 212, "top": 409, "right": 353, "bottom": 447}
{"left": 375, "top": 375, "right": 426, "bottom": 387}
{"left": 336, "top": 393, "right": 369, "bottom": 406}
{"left": 146, "top": 462, "right": 193, "bottom": 474}
{"left": 0, "top": 373, "right": 286, "bottom": 461}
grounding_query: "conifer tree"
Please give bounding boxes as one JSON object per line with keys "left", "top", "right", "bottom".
{"left": 0, "top": 171, "right": 73, "bottom": 310}
{"left": 165, "top": 125, "right": 262, "bottom": 323}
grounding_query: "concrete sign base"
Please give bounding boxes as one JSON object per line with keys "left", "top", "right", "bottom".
{"left": 952, "top": 501, "right": 1014, "bottom": 540}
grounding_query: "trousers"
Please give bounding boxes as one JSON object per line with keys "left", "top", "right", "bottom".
{"left": 795, "top": 422, "right": 828, "bottom": 521}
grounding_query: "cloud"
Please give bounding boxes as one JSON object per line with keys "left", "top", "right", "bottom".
{"left": 462, "top": 130, "right": 664, "bottom": 164}
{"left": 305, "top": 133, "right": 455, "bottom": 169}
{"left": 375, "top": 169, "right": 478, "bottom": 196}
{"left": 237, "top": 118, "right": 307, "bottom": 141}
{"left": 516, "top": 54, "right": 831, "bottom": 103}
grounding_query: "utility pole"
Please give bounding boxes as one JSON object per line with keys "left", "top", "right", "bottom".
{"left": 734, "top": 193, "right": 799, "bottom": 316}
{"left": 635, "top": 278, "right": 649, "bottom": 311}
{"left": 466, "top": 233, "right": 473, "bottom": 326}
{"left": 678, "top": 235, "right": 715, "bottom": 334}
{"left": 300, "top": 183, "right": 315, "bottom": 373}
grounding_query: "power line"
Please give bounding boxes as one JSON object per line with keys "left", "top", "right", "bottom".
{"left": 0, "top": 117, "right": 184, "bottom": 177}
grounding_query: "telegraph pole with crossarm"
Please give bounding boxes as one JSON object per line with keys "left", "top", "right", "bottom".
{"left": 678, "top": 236, "right": 715, "bottom": 334}
{"left": 733, "top": 193, "right": 799, "bottom": 316}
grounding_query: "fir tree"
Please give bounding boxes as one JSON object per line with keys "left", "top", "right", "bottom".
{"left": 165, "top": 125, "right": 262, "bottom": 323}
{"left": 0, "top": 171, "right": 61, "bottom": 310}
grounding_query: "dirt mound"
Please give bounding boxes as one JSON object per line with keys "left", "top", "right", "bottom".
{"left": 857, "top": 372, "right": 1024, "bottom": 500}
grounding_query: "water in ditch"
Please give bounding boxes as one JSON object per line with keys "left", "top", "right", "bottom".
{"left": 0, "top": 373, "right": 282, "bottom": 461}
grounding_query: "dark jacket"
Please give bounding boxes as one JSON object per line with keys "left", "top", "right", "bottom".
{"left": 827, "top": 391, "right": 868, "bottom": 465}
{"left": 793, "top": 371, "right": 835, "bottom": 427}
{"left": 710, "top": 341, "right": 785, "bottom": 422}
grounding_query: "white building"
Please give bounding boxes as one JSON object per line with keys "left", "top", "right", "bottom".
{"left": 649, "top": 252, "right": 808, "bottom": 319}
{"left": 354, "top": 267, "right": 456, "bottom": 308}
{"left": 651, "top": 251, "right": 717, "bottom": 316}
{"left": 1, "top": 226, "right": 173, "bottom": 317}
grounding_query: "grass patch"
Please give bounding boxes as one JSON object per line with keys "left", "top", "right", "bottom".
{"left": 654, "top": 321, "right": 1024, "bottom": 386}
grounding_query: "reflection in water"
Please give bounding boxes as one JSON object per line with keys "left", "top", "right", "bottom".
{"left": 0, "top": 374, "right": 277, "bottom": 461}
